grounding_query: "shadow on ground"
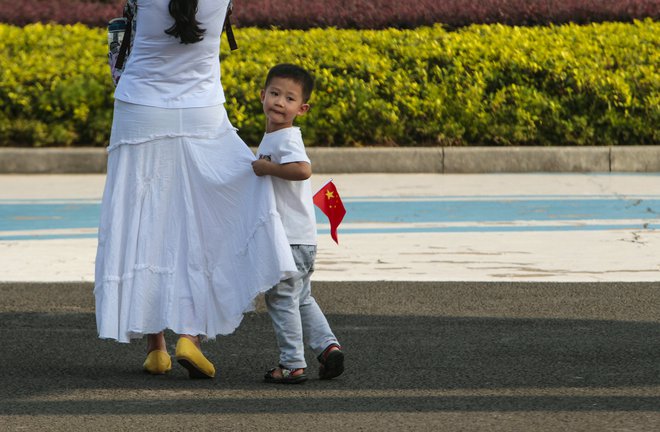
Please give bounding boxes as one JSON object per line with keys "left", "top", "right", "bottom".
{"left": 1, "top": 281, "right": 659, "bottom": 415}
{"left": 1, "top": 313, "right": 659, "bottom": 414}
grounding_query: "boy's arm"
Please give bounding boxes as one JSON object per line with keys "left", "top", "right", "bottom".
{"left": 252, "top": 159, "right": 312, "bottom": 181}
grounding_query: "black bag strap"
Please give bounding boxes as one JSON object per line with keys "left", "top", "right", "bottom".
{"left": 224, "top": 1, "right": 238, "bottom": 50}
{"left": 114, "top": 4, "right": 134, "bottom": 70}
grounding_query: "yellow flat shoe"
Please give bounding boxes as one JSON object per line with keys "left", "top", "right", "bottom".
{"left": 175, "top": 337, "right": 215, "bottom": 379}
{"left": 143, "top": 350, "right": 172, "bottom": 375}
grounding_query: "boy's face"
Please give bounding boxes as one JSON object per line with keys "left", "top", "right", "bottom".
{"left": 261, "top": 77, "right": 310, "bottom": 133}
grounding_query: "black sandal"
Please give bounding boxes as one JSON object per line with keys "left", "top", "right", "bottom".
{"left": 318, "top": 344, "right": 344, "bottom": 380}
{"left": 264, "top": 365, "right": 308, "bottom": 384}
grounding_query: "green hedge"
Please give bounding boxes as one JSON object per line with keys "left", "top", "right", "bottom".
{"left": 1, "top": 21, "right": 658, "bottom": 147}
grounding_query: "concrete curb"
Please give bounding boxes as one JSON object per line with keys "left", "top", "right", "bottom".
{"left": 0, "top": 148, "right": 108, "bottom": 174}
{"left": 0, "top": 146, "right": 659, "bottom": 174}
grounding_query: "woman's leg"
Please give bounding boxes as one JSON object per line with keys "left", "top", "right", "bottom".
{"left": 143, "top": 331, "right": 172, "bottom": 374}
{"left": 146, "top": 332, "right": 166, "bottom": 353}
{"left": 179, "top": 334, "right": 200, "bottom": 347}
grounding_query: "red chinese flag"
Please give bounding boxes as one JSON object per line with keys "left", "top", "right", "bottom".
{"left": 313, "top": 180, "right": 346, "bottom": 244}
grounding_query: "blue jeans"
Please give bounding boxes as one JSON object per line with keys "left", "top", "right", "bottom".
{"left": 265, "top": 245, "right": 339, "bottom": 369}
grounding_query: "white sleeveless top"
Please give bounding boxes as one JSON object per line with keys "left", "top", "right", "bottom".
{"left": 114, "top": 0, "right": 230, "bottom": 108}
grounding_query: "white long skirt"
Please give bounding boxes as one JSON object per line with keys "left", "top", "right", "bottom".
{"left": 95, "top": 101, "right": 296, "bottom": 343}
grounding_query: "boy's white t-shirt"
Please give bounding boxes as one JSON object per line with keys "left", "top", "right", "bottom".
{"left": 256, "top": 127, "right": 317, "bottom": 246}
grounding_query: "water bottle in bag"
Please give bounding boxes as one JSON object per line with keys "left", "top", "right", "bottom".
{"left": 108, "top": 17, "right": 128, "bottom": 85}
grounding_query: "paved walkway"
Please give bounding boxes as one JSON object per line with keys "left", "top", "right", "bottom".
{"left": 1, "top": 173, "right": 659, "bottom": 282}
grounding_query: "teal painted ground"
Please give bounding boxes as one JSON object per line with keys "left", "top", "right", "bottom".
{"left": 1, "top": 194, "right": 658, "bottom": 240}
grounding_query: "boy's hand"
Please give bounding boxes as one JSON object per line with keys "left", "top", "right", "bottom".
{"left": 252, "top": 158, "right": 272, "bottom": 176}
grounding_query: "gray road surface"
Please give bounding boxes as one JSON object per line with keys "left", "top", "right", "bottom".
{"left": 1, "top": 281, "right": 659, "bottom": 431}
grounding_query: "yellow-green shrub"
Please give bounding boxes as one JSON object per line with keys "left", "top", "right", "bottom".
{"left": 0, "top": 20, "right": 658, "bottom": 147}
{"left": 0, "top": 23, "right": 112, "bottom": 146}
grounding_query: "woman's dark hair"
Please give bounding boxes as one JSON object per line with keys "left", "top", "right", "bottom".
{"left": 165, "top": 0, "right": 206, "bottom": 44}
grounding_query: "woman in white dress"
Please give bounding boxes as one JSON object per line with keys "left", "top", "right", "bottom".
{"left": 95, "top": 0, "right": 296, "bottom": 379}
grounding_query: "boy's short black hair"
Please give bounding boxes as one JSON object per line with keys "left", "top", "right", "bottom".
{"left": 264, "top": 63, "right": 315, "bottom": 103}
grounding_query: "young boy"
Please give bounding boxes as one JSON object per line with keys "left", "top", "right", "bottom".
{"left": 252, "top": 63, "right": 344, "bottom": 384}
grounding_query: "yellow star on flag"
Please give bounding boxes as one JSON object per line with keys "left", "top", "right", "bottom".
{"left": 325, "top": 190, "right": 335, "bottom": 200}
